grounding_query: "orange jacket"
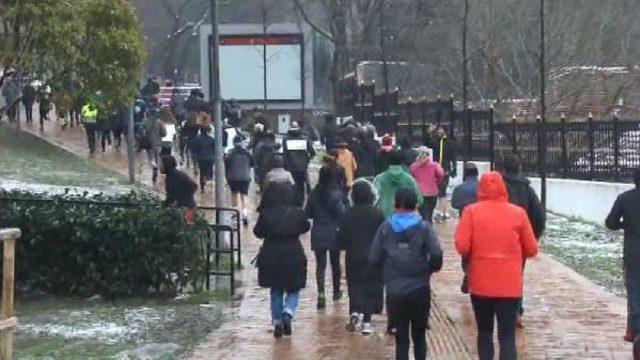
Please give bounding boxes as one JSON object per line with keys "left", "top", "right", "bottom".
{"left": 455, "top": 172, "right": 539, "bottom": 298}
{"left": 336, "top": 148, "right": 357, "bottom": 187}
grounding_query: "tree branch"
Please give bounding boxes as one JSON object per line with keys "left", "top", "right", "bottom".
{"left": 291, "top": 0, "right": 333, "bottom": 42}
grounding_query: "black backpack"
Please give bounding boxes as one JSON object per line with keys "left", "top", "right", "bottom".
{"left": 386, "top": 226, "right": 428, "bottom": 276}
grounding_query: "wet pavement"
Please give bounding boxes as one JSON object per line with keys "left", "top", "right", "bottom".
{"left": 20, "top": 117, "right": 634, "bottom": 359}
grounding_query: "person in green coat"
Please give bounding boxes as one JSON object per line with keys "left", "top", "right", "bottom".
{"left": 374, "top": 150, "right": 423, "bottom": 217}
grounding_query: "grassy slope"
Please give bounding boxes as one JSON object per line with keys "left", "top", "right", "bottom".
{"left": 0, "top": 128, "right": 128, "bottom": 188}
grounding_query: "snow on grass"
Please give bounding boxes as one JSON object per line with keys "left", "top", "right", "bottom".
{"left": 543, "top": 212, "right": 625, "bottom": 296}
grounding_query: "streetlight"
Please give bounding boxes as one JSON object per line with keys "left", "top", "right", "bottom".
{"left": 538, "top": 0, "right": 547, "bottom": 212}
{"left": 209, "top": 0, "right": 225, "bottom": 208}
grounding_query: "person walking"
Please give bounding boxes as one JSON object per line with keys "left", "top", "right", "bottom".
{"left": 81, "top": 101, "right": 99, "bottom": 154}
{"left": 1, "top": 77, "right": 20, "bottom": 123}
{"left": 283, "top": 123, "right": 316, "bottom": 206}
{"left": 321, "top": 113, "right": 339, "bottom": 151}
{"left": 353, "top": 126, "right": 380, "bottom": 181}
{"left": 180, "top": 112, "right": 200, "bottom": 169}
{"left": 496, "top": 155, "right": 545, "bottom": 326}
{"left": 376, "top": 134, "right": 395, "bottom": 174}
{"left": 225, "top": 135, "right": 253, "bottom": 225}
{"left": 161, "top": 156, "right": 197, "bottom": 209}
{"left": 305, "top": 166, "right": 347, "bottom": 309}
{"left": 455, "top": 171, "right": 539, "bottom": 360}
{"left": 143, "top": 110, "right": 167, "bottom": 184}
{"left": 410, "top": 146, "right": 445, "bottom": 224}
{"left": 192, "top": 125, "right": 215, "bottom": 192}
{"left": 112, "top": 107, "right": 128, "bottom": 150}
{"left": 334, "top": 139, "right": 358, "bottom": 190}
{"left": 368, "top": 188, "right": 443, "bottom": 360}
{"left": 337, "top": 180, "right": 385, "bottom": 335}
{"left": 451, "top": 162, "right": 480, "bottom": 294}
{"left": 37, "top": 85, "right": 52, "bottom": 131}
{"left": 97, "top": 106, "right": 113, "bottom": 152}
{"left": 262, "top": 154, "right": 294, "bottom": 190}
{"left": 374, "top": 151, "right": 423, "bottom": 218}
{"left": 606, "top": 168, "right": 640, "bottom": 358}
{"left": 254, "top": 182, "right": 311, "bottom": 338}
{"left": 22, "top": 82, "right": 36, "bottom": 124}
{"left": 430, "top": 126, "right": 457, "bottom": 221}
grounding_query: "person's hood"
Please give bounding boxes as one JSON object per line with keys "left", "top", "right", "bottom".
{"left": 501, "top": 172, "right": 531, "bottom": 186}
{"left": 478, "top": 171, "right": 508, "bottom": 202}
{"left": 389, "top": 211, "right": 422, "bottom": 233}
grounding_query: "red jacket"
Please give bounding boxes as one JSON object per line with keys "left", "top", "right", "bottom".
{"left": 455, "top": 171, "right": 539, "bottom": 298}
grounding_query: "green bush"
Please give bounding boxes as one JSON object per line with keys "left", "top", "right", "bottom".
{"left": 0, "top": 190, "right": 209, "bottom": 298}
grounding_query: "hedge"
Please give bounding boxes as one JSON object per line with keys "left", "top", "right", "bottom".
{"left": 0, "top": 190, "right": 209, "bottom": 298}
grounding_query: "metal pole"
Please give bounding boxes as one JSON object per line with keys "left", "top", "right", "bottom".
{"left": 126, "top": 107, "right": 136, "bottom": 184}
{"left": 539, "top": 0, "right": 547, "bottom": 211}
{"left": 210, "top": 0, "right": 225, "bottom": 208}
{"left": 462, "top": 0, "right": 470, "bottom": 111}
{"left": 379, "top": 0, "right": 390, "bottom": 126}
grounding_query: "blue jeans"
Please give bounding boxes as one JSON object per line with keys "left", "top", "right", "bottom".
{"left": 626, "top": 262, "right": 640, "bottom": 335}
{"left": 270, "top": 288, "right": 300, "bottom": 325}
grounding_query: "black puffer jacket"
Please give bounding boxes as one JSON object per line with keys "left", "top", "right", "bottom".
{"left": 254, "top": 184, "right": 311, "bottom": 291}
{"left": 502, "top": 173, "right": 545, "bottom": 239}
{"left": 305, "top": 188, "right": 347, "bottom": 251}
{"left": 606, "top": 188, "right": 640, "bottom": 264}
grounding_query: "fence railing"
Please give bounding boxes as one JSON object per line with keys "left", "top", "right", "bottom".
{"left": 455, "top": 111, "right": 640, "bottom": 182}
{"left": 0, "top": 228, "right": 20, "bottom": 360}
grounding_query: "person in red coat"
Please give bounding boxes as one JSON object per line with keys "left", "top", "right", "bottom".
{"left": 455, "top": 171, "right": 539, "bottom": 360}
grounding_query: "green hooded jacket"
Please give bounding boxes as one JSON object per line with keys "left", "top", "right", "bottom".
{"left": 374, "top": 165, "right": 424, "bottom": 217}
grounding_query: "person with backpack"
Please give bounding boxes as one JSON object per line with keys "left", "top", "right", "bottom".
{"left": 337, "top": 179, "right": 385, "bottom": 335}
{"left": 368, "top": 187, "right": 443, "bottom": 360}
{"left": 254, "top": 182, "right": 311, "bottom": 338}
{"left": 283, "top": 123, "right": 316, "bottom": 206}
{"left": 192, "top": 125, "right": 215, "bottom": 192}
{"left": 496, "top": 155, "right": 545, "bottom": 326}
{"left": 263, "top": 154, "right": 295, "bottom": 191}
{"left": 455, "top": 171, "right": 539, "bottom": 360}
{"left": 225, "top": 135, "right": 253, "bottom": 225}
{"left": 143, "top": 110, "right": 167, "bottom": 184}
{"left": 305, "top": 166, "right": 347, "bottom": 309}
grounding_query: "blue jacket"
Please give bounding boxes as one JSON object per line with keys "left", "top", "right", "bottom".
{"left": 368, "top": 212, "right": 443, "bottom": 298}
{"left": 451, "top": 176, "right": 479, "bottom": 214}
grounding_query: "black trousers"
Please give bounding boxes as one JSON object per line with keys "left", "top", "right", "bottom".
{"left": 420, "top": 196, "right": 438, "bottom": 224}
{"left": 471, "top": 295, "right": 520, "bottom": 360}
{"left": 314, "top": 249, "right": 341, "bottom": 295}
{"left": 389, "top": 287, "right": 429, "bottom": 360}
{"left": 84, "top": 123, "right": 97, "bottom": 153}
{"left": 101, "top": 130, "right": 112, "bottom": 151}
{"left": 24, "top": 103, "right": 33, "bottom": 123}
{"left": 291, "top": 171, "right": 306, "bottom": 206}
{"left": 113, "top": 128, "right": 123, "bottom": 148}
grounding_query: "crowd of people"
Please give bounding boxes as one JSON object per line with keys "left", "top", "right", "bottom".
{"left": 244, "top": 115, "right": 549, "bottom": 360}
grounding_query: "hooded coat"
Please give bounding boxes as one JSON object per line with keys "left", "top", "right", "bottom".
{"left": 455, "top": 172, "right": 539, "bottom": 298}
{"left": 374, "top": 165, "right": 423, "bottom": 217}
{"left": 354, "top": 138, "right": 380, "bottom": 178}
{"left": 254, "top": 183, "right": 311, "bottom": 291}
{"left": 337, "top": 181, "right": 385, "bottom": 314}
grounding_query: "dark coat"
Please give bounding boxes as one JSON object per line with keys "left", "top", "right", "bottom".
{"left": 163, "top": 168, "right": 197, "bottom": 208}
{"left": 254, "top": 205, "right": 311, "bottom": 291}
{"left": 606, "top": 188, "right": 640, "bottom": 264}
{"left": 322, "top": 123, "right": 339, "bottom": 150}
{"left": 184, "top": 96, "right": 210, "bottom": 114}
{"left": 224, "top": 146, "right": 252, "bottom": 181}
{"left": 451, "top": 176, "right": 479, "bottom": 215}
{"left": 192, "top": 134, "right": 215, "bottom": 161}
{"left": 337, "top": 204, "right": 385, "bottom": 314}
{"left": 430, "top": 136, "right": 457, "bottom": 174}
{"left": 376, "top": 149, "right": 393, "bottom": 175}
{"left": 502, "top": 173, "right": 545, "bottom": 239}
{"left": 283, "top": 129, "right": 316, "bottom": 173}
{"left": 354, "top": 139, "right": 380, "bottom": 178}
{"left": 305, "top": 188, "right": 347, "bottom": 251}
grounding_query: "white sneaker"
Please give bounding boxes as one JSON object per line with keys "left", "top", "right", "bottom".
{"left": 361, "top": 322, "right": 375, "bottom": 335}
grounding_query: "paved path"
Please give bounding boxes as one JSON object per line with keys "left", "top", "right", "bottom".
{"left": 20, "top": 116, "right": 634, "bottom": 359}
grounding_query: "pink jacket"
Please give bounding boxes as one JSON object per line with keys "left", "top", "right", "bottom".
{"left": 410, "top": 160, "right": 445, "bottom": 197}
